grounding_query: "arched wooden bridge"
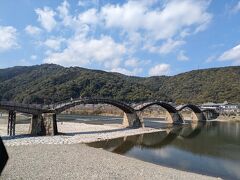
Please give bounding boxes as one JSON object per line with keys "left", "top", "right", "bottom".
{"left": 0, "top": 98, "right": 218, "bottom": 136}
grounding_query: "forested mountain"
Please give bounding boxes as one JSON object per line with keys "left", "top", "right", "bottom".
{"left": 0, "top": 64, "right": 239, "bottom": 104}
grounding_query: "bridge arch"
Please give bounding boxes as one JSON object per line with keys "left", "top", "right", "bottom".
{"left": 177, "top": 104, "right": 206, "bottom": 122}
{"left": 53, "top": 98, "right": 142, "bottom": 127}
{"left": 135, "top": 102, "right": 184, "bottom": 124}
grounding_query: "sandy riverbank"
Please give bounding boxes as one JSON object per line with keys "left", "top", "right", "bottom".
{"left": 217, "top": 115, "right": 240, "bottom": 122}
{"left": 1, "top": 143, "right": 218, "bottom": 180}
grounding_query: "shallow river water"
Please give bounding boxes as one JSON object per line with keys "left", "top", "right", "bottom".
{"left": 85, "top": 119, "right": 240, "bottom": 179}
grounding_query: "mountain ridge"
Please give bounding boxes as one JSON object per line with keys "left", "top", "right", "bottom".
{"left": 0, "top": 64, "right": 239, "bottom": 104}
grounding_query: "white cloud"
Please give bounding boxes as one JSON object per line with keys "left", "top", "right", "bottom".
{"left": 149, "top": 64, "right": 170, "bottom": 76}
{"left": 30, "top": 55, "right": 37, "bottom": 60}
{"left": 40, "top": 0, "right": 211, "bottom": 61}
{"left": 43, "top": 37, "right": 65, "bottom": 51}
{"left": 101, "top": 1, "right": 146, "bottom": 31}
{"left": 122, "top": 58, "right": 145, "bottom": 75}
{"left": 205, "top": 55, "right": 216, "bottom": 63}
{"left": 104, "top": 58, "right": 121, "bottom": 69}
{"left": 124, "top": 58, "right": 145, "bottom": 75}
{"left": 177, "top": 51, "right": 189, "bottom": 61}
{"left": 111, "top": 67, "right": 142, "bottom": 76}
{"left": 25, "top": 25, "right": 42, "bottom": 35}
{"left": 0, "top": 26, "right": 18, "bottom": 52}
{"left": 78, "top": 0, "right": 86, "bottom": 7}
{"left": 57, "top": 2, "right": 98, "bottom": 35}
{"left": 100, "top": 0, "right": 212, "bottom": 40}
{"left": 180, "top": 28, "right": 191, "bottom": 38}
{"left": 44, "top": 36, "right": 126, "bottom": 67}
{"left": 219, "top": 44, "right": 240, "bottom": 65}
{"left": 35, "top": 7, "right": 57, "bottom": 32}
{"left": 148, "top": 0, "right": 212, "bottom": 39}
{"left": 138, "top": 0, "right": 158, "bottom": 6}
{"left": 57, "top": 0, "right": 69, "bottom": 18}
{"left": 111, "top": 67, "right": 133, "bottom": 75}
{"left": 145, "top": 39, "right": 185, "bottom": 54}
{"left": 57, "top": 0, "right": 73, "bottom": 27}
{"left": 124, "top": 58, "right": 139, "bottom": 67}
{"left": 159, "top": 40, "right": 185, "bottom": 54}
{"left": 97, "top": 0, "right": 212, "bottom": 56}
{"left": 27, "top": 0, "right": 212, "bottom": 75}
{"left": 78, "top": 8, "right": 99, "bottom": 25}
{"left": 125, "top": 32, "right": 143, "bottom": 50}
{"left": 78, "top": 0, "right": 99, "bottom": 7}
{"left": 233, "top": 1, "right": 240, "bottom": 13}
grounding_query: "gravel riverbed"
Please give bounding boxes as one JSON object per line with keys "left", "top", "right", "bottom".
{"left": 0, "top": 122, "right": 163, "bottom": 146}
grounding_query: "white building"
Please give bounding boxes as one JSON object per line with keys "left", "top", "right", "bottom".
{"left": 201, "top": 101, "right": 240, "bottom": 112}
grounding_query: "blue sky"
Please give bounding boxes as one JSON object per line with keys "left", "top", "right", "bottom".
{"left": 0, "top": 0, "right": 240, "bottom": 76}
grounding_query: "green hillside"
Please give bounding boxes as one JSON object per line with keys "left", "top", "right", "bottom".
{"left": 0, "top": 64, "right": 239, "bottom": 104}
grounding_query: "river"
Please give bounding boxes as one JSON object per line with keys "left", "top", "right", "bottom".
{"left": 8, "top": 114, "right": 240, "bottom": 179}
{"left": 67, "top": 115, "right": 240, "bottom": 179}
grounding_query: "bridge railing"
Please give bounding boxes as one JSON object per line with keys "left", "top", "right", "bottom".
{"left": 49, "top": 98, "right": 86, "bottom": 109}
{"left": 0, "top": 98, "right": 122, "bottom": 111}
{"left": 49, "top": 97, "right": 135, "bottom": 112}
{"left": 133, "top": 101, "right": 177, "bottom": 110}
{"left": 0, "top": 101, "right": 51, "bottom": 110}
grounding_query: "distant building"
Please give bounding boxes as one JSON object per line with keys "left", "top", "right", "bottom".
{"left": 201, "top": 102, "right": 224, "bottom": 110}
{"left": 220, "top": 103, "right": 240, "bottom": 113}
{"left": 201, "top": 101, "right": 240, "bottom": 113}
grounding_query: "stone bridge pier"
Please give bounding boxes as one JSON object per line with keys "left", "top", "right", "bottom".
{"left": 122, "top": 112, "right": 143, "bottom": 128}
{"left": 135, "top": 111, "right": 145, "bottom": 128}
{"left": 190, "top": 112, "right": 206, "bottom": 122}
{"left": 29, "top": 113, "right": 58, "bottom": 136}
{"left": 166, "top": 111, "right": 184, "bottom": 124}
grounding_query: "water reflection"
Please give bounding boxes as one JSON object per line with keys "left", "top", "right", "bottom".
{"left": 139, "top": 126, "right": 182, "bottom": 149}
{"left": 88, "top": 121, "right": 240, "bottom": 179}
{"left": 179, "top": 121, "right": 206, "bottom": 139}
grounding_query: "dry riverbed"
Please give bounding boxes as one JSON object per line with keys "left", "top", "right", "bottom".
{"left": 0, "top": 122, "right": 163, "bottom": 146}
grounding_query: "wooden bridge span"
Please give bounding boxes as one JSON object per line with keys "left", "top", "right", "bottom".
{"left": 0, "top": 98, "right": 219, "bottom": 136}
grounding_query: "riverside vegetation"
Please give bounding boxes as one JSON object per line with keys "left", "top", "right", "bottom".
{"left": 0, "top": 64, "right": 239, "bottom": 104}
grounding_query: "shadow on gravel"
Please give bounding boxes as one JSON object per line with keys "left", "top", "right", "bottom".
{"left": 1, "top": 127, "right": 144, "bottom": 139}
{"left": 1, "top": 134, "right": 33, "bottom": 140}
